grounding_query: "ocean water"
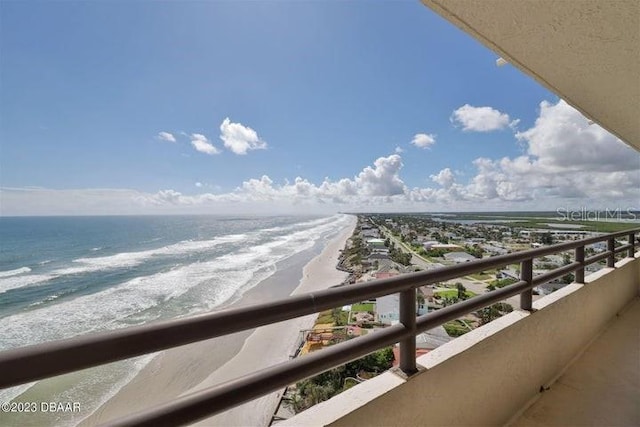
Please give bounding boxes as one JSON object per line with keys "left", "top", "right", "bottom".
{"left": 0, "top": 214, "right": 353, "bottom": 425}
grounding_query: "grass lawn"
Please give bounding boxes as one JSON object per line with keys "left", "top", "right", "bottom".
{"left": 469, "top": 271, "right": 495, "bottom": 281}
{"left": 443, "top": 319, "right": 473, "bottom": 337}
{"left": 316, "top": 309, "right": 334, "bottom": 324}
{"left": 316, "top": 308, "right": 349, "bottom": 326}
{"left": 351, "top": 302, "right": 375, "bottom": 312}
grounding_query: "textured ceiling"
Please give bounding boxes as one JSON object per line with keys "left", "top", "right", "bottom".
{"left": 421, "top": 0, "right": 640, "bottom": 152}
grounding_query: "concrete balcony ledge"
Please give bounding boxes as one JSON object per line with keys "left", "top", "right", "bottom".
{"left": 282, "top": 254, "right": 639, "bottom": 427}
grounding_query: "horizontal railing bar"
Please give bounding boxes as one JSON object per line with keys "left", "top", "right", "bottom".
{"left": 614, "top": 243, "right": 632, "bottom": 254}
{"left": 585, "top": 251, "right": 611, "bottom": 265}
{"left": 415, "top": 280, "right": 530, "bottom": 332}
{"left": 531, "top": 262, "right": 581, "bottom": 287}
{"left": 0, "top": 228, "right": 638, "bottom": 389}
{"left": 105, "top": 323, "right": 413, "bottom": 427}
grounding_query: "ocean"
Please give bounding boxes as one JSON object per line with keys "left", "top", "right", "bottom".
{"left": 0, "top": 214, "right": 353, "bottom": 425}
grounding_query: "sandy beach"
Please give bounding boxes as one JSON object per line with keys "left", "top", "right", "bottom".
{"left": 81, "top": 215, "right": 356, "bottom": 426}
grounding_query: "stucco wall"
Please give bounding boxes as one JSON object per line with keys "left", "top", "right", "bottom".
{"left": 284, "top": 255, "right": 639, "bottom": 426}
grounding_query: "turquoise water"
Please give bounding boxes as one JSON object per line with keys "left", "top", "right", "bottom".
{"left": 0, "top": 214, "right": 352, "bottom": 425}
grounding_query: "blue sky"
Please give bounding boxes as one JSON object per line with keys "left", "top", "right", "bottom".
{"left": 1, "top": 1, "right": 638, "bottom": 215}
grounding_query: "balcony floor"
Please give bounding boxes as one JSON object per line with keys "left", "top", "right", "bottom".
{"left": 512, "top": 297, "right": 640, "bottom": 427}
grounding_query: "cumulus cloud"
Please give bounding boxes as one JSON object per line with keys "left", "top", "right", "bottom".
{"left": 4, "top": 100, "right": 638, "bottom": 215}
{"left": 190, "top": 133, "right": 220, "bottom": 155}
{"left": 157, "top": 131, "right": 176, "bottom": 143}
{"left": 395, "top": 146, "right": 404, "bottom": 153}
{"left": 195, "top": 182, "right": 203, "bottom": 188}
{"left": 456, "top": 100, "right": 640, "bottom": 204}
{"left": 450, "top": 104, "right": 514, "bottom": 132}
{"left": 516, "top": 100, "right": 639, "bottom": 172}
{"left": 219, "top": 118, "right": 267, "bottom": 155}
{"left": 354, "top": 154, "right": 406, "bottom": 196}
{"left": 430, "top": 168, "right": 455, "bottom": 189}
{"left": 411, "top": 133, "right": 436, "bottom": 149}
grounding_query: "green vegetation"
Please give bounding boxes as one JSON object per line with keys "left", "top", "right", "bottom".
{"left": 316, "top": 308, "right": 348, "bottom": 326}
{"left": 343, "top": 234, "right": 368, "bottom": 267}
{"left": 464, "top": 244, "right": 483, "bottom": 258}
{"left": 290, "top": 347, "right": 395, "bottom": 413}
{"left": 388, "top": 243, "right": 412, "bottom": 265}
{"left": 426, "top": 248, "right": 448, "bottom": 257}
{"left": 434, "top": 289, "right": 476, "bottom": 299}
{"left": 476, "top": 303, "right": 513, "bottom": 325}
{"left": 443, "top": 319, "right": 473, "bottom": 337}
{"left": 351, "top": 303, "right": 375, "bottom": 313}
{"left": 469, "top": 270, "right": 495, "bottom": 281}
{"left": 488, "top": 277, "right": 518, "bottom": 290}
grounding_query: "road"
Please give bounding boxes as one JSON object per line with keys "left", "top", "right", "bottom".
{"left": 377, "top": 225, "right": 538, "bottom": 309}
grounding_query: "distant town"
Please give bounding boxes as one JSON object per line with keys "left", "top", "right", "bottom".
{"left": 272, "top": 211, "right": 639, "bottom": 420}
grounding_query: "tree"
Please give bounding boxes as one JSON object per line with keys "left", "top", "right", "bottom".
{"left": 456, "top": 283, "right": 467, "bottom": 300}
{"left": 540, "top": 232, "right": 554, "bottom": 245}
{"left": 332, "top": 307, "right": 346, "bottom": 326}
{"left": 477, "top": 303, "right": 513, "bottom": 325}
{"left": 477, "top": 305, "right": 501, "bottom": 325}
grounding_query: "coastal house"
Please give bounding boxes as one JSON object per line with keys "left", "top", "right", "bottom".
{"left": 376, "top": 293, "right": 428, "bottom": 325}
{"left": 376, "top": 294, "right": 400, "bottom": 325}
{"left": 366, "top": 238, "right": 386, "bottom": 250}
{"left": 361, "top": 228, "right": 380, "bottom": 239}
{"left": 391, "top": 326, "right": 452, "bottom": 366}
{"left": 421, "top": 241, "right": 440, "bottom": 250}
{"left": 374, "top": 266, "right": 399, "bottom": 280}
{"left": 482, "top": 243, "right": 509, "bottom": 255}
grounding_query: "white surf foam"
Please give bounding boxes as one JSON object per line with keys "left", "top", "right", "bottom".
{"left": 0, "top": 234, "right": 250, "bottom": 295}
{"left": 0, "top": 266, "right": 32, "bottom": 278}
{"left": 0, "top": 274, "right": 55, "bottom": 295}
{"left": 58, "top": 233, "right": 249, "bottom": 275}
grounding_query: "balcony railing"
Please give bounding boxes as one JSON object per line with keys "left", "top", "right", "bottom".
{"left": 0, "top": 228, "right": 638, "bottom": 426}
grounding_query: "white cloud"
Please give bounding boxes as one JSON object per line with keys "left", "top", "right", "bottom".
{"left": 157, "top": 131, "right": 176, "bottom": 143}
{"left": 430, "top": 168, "right": 455, "bottom": 189}
{"left": 195, "top": 182, "right": 203, "bottom": 188}
{"left": 450, "top": 104, "right": 514, "bottom": 132}
{"left": 219, "top": 118, "right": 267, "bottom": 155}
{"left": 411, "top": 133, "right": 436, "bottom": 149}
{"left": 394, "top": 146, "right": 404, "bottom": 154}
{"left": 456, "top": 100, "right": 640, "bottom": 204}
{"left": 190, "top": 133, "right": 220, "bottom": 155}
{"left": 516, "top": 100, "right": 639, "bottom": 172}
{"left": 3, "top": 100, "right": 638, "bottom": 215}
{"left": 353, "top": 154, "right": 407, "bottom": 197}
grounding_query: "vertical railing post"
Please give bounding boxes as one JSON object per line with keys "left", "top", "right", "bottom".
{"left": 607, "top": 237, "right": 616, "bottom": 268}
{"left": 575, "top": 245, "right": 585, "bottom": 284}
{"left": 628, "top": 232, "right": 636, "bottom": 258}
{"left": 520, "top": 259, "right": 533, "bottom": 311}
{"left": 399, "top": 288, "right": 417, "bottom": 375}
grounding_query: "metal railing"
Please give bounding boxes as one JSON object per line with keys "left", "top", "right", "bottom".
{"left": 0, "top": 228, "right": 638, "bottom": 426}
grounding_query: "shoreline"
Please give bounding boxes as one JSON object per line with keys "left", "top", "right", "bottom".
{"left": 81, "top": 215, "right": 356, "bottom": 426}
